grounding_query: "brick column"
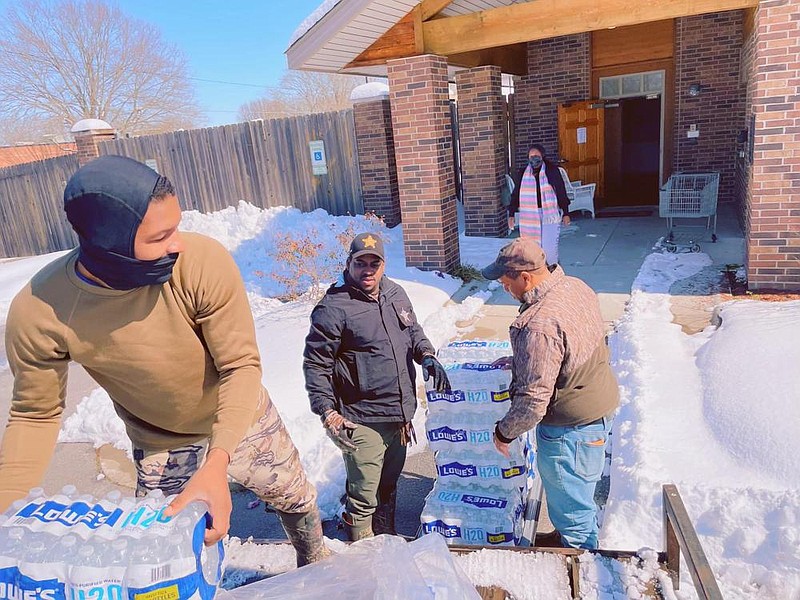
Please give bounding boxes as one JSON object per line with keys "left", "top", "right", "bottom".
{"left": 455, "top": 66, "right": 508, "bottom": 237}
{"left": 745, "top": 0, "right": 800, "bottom": 291}
{"left": 387, "top": 55, "right": 460, "bottom": 271}
{"left": 514, "top": 34, "right": 590, "bottom": 167}
{"left": 352, "top": 89, "right": 401, "bottom": 227}
{"left": 70, "top": 119, "right": 116, "bottom": 167}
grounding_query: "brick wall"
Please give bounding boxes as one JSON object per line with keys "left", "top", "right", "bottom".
{"left": 455, "top": 66, "right": 508, "bottom": 237}
{"left": 745, "top": 0, "right": 800, "bottom": 291}
{"left": 387, "top": 54, "right": 460, "bottom": 271}
{"left": 74, "top": 131, "right": 116, "bottom": 167}
{"left": 673, "top": 12, "right": 745, "bottom": 203}
{"left": 513, "top": 34, "right": 591, "bottom": 170}
{"left": 352, "top": 97, "right": 401, "bottom": 227}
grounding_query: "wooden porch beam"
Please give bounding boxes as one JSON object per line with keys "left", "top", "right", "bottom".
{"left": 422, "top": 0, "right": 759, "bottom": 56}
{"left": 419, "top": 0, "right": 454, "bottom": 21}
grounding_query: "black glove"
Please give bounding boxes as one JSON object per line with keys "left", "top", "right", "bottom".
{"left": 322, "top": 410, "right": 358, "bottom": 454}
{"left": 421, "top": 355, "right": 451, "bottom": 393}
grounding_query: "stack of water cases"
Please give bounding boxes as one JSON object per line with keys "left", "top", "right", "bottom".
{"left": 0, "top": 486, "right": 224, "bottom": 600}
{"left": 421, "top": 340, "right": 532, "bottom": 547}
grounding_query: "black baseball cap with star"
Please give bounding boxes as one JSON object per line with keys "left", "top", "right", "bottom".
{"left": 349, "top": 232, "right": 385, "bottom": 261}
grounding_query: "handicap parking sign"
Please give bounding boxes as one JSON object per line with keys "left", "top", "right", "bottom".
{"left": 309, "top": 141, "right": 328, "bottom": 175}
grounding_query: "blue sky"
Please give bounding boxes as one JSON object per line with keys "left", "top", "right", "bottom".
{"left": 1, "top": 0, "right": 325, "bottom": 126}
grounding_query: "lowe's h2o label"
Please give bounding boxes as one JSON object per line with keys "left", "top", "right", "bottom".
{"left": 461, "top": 495, "right": 508, "bottom": 510}
{"left": 469, "top": 429, "right": 492, "bottom": 444}
{"left": 426, "top": 390, "right": 466, "bottom": 404}
{"left": 0, "top": 571, "right": 64, "bottom": 600}
{"left": 16, "top": 501, "right": 123, "bottom": 530}
{"left": 446, "top": 341, "right": 509, "bottom": 348}
{"left": 422, "top": 520, "right": 461, "bottom": 539}
{"left": 461, "top": 363, "right": 504, "bottom": 371}
{"left": 437, "top": 462, "right": 478, "bottom": 478}
{"left": 427, "top": 426, "right": 468, "bottom": 443}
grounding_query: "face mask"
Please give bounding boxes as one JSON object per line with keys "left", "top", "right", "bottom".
{"left": 78, "top": 243, "right": 179, "bottom": 290}
{"left": 528, "top": 156, "right": 543, "bottom": 169}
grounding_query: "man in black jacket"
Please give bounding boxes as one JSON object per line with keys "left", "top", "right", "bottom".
{"left": 303, "top": 232, "right": 450, "bottom": 540}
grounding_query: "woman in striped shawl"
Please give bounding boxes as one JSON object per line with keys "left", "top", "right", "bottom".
{"left": 508, "top": 144, "right": 571, "bottom": 264}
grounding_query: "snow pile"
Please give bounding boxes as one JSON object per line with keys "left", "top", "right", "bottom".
{"left": 696, "top": 300, "right": 800, "bottom": 487}
{"left": 603, "top": 252, "right": 800, "bottom": 599}
{"left": 0, "top": 251, "right": 69, "bottom": 326}
{"left": 58, "top": 388, "right": 131, "bottom": 456}
{"left": 350, "top": 82, "right": 389, "bottom": 101}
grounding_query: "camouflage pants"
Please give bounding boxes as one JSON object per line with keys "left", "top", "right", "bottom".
{"left": 133, "top": 388, "right": 317, "bottom": 514}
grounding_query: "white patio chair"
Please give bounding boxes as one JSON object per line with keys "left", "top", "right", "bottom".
{"left": 558, "top": 167, "right": 576, "bottom": 203}
{"left": 570, "top": 183, "right": 596, "bottom": 218}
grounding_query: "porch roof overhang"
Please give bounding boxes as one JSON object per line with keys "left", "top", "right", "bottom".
{"left": 286, "top": 0, "right": 758, "bottom": 77}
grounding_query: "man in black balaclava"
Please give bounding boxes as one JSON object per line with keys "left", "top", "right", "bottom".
{"left": 1, "top": 156, "right": 330, "bottom": 567}
{"left": 63, "top": 155, "right": 181, "bottom": 290}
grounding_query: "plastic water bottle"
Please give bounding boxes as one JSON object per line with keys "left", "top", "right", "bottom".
{"left": 68, "top": 541, "right": 120, "bottom": 600}
{"left": 0, "top": 520, "right": 25, "bottom": 592}
{"left": 178, "top": 502, "right": 223, "bottom": 586}
{"left": 44, "top": 533, "right": 78, "bottom": 562}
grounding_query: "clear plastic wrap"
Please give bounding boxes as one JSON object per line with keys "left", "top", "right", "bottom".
{"left": 222, "top": 534, "right": 480, "bottom": 600}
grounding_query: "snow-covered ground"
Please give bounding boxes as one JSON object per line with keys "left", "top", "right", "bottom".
{"left": 1, "top": 202, "right": 798, "bottom": 599}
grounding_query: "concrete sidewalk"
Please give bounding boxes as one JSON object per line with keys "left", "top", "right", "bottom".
{"left": 0, "top": 203, "right": 746, "bottom": 542}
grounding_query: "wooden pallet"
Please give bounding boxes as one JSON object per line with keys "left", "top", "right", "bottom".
{"left": 246, "top": 485, "right": 722, "bottom": 600}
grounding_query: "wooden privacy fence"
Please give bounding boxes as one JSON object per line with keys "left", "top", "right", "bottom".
{"left": 99, "top": 110, "right": 362, "bottom": 216}
{"left": 0, "top": 155, "right": 79, "bottom": 258}
{"left": 0, "top": 110, "right": 363, "bottom": 258}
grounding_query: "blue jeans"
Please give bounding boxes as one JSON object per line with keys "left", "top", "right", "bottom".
{"left": 536, "top": 415, "right": 612, "bottom": 549}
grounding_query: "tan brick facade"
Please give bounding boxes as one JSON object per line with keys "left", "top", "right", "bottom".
{"left": 387, "top": 54, "right": 460, "bottom": 272}
{"left": 673, "top": 12, "right": 746, "bottom": 203}
{"left": 513, "top": 34, "right": 591, "bottom": 168}
{"left": 741, "top": 0, "right": 800, "bottom": 291}
{"left": 353, "top": 97, "right": 401, "bottom": 227}
{"left": 455, "top": 66, "right": 508, "bottom": 238}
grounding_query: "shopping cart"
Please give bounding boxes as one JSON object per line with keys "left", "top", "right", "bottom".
{"left": 659, "top": 172, "right": 720, "bottom": 252}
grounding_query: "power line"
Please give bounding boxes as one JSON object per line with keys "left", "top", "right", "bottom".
{"left": 0, "top": 46, "right": 272, "bottom": 90}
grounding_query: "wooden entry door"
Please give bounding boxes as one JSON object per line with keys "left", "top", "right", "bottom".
{"left": 558, "top": 101, "right": 604, "bottom": 199}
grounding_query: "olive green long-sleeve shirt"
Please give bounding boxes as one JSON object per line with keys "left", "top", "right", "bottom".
{"left": 0, "top": 232, "right": 262, "bottom": 510}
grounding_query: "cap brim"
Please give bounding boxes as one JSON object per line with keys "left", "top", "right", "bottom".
{"left": 350, "top": 249, "right": 384, "bottom": 261}
{"left": 481, "top": 261, "right": 505, "bottom": 280}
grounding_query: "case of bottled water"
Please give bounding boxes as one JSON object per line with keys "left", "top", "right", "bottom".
{"left": 419, "top": 483, "right": 524, "bottom": 547}
{"left": 425, "top": 410, "right": 523, "bottom": 456}
{"left": 421, "top": 339, "right": 539, "bottom": 547}
{"left": 433, "top": 448, "right": 527, "bottom": 492}
{"left": 443, "top": 362, "right": 511, "bottom": 392}
{"left": 0, "top": 487, "right": 223, "bottom": 600}
{"left": 435, "top": 340, "right": 512, "bottom": 364}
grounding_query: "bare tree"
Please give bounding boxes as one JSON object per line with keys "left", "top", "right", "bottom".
{"left": 238, "top": 71, "right": 369, "bottom": 121}
{"left": 0, "top": 0, "right": 202, "bottom": 138}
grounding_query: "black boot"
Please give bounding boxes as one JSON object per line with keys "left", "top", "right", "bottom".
{"left": 277, "top": 507, "right": 331, "bottom": 567}
{"left": 372, "top": 489, "right": 397, "bottom": 535}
